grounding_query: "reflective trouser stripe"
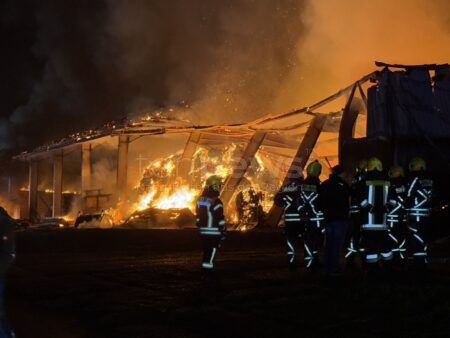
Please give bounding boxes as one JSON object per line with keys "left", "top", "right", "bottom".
{"left": 202, "top": 262, "right": 213, "bottom": 269}
{"left": 362, "top": 224, "right": 387, "bottom": 230}
{"left": 203, "top": 247, "right": 218, "bottom": 269}
{"left": 413, "top": 234, "right": 424, "bottom": 244}
{"left": 413, "top": 252, "right": 427, "bottom": 257}
{"left": 389, "top": 233, "right": 398, "bottom": 243}
{"left": 200, "top": 229, "right": 222, "bottom": 235}
{"left": 380, "top": 251, "right": 393, "bottom": 260}
{"left": 304, "top": 243, "right": 314, "bottom": 268}
{"left": 345, "top": 238, "right": 358, "bottom": 258}
{"left": 287, "top": 240, "right": 295, "bottom": 263}
{"left": 366, "top": 254, "right": 379, "bottom": 263}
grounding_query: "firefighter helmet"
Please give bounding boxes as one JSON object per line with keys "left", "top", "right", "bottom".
{"left": 306, "top": 160, "right": 322, "bottom": 178}
{"left": 367, "top": 157, "right": 383, "bottom": 171}
{"left": 388, "top": 165, "right": 405, "bottom": 178}
{"left": 357, "top": 159, "right": 368, "bottom": 171}
{"left": 205, "top": 175, "right": 223, "bottom": 192}
{"left": 409, "top": 157, "right": 426, "bottom": 172}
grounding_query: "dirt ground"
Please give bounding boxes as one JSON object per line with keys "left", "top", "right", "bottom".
{"left": 5, "top": 229, "right": 450, "bottom": 338}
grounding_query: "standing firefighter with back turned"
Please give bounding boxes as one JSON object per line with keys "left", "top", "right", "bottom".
{"left": 405, "top": 157, "right": 433, "bottom": 268}
{"left": 358, "top": 157, "right": 393, "bottom": 270}
{"left": 274, "top": 169, "right": 304, "bottom": 271}
{"left": 298, "top": 160, "right": 324, "bottom": 271}
{"left": 196, "top": 175, "right": 227, "bottom": 274}
{"left": 387, "top": 165, "right": 408, "bottom": 263}
{"left": 346, "top": 159, "right": 367, "bottom": 266}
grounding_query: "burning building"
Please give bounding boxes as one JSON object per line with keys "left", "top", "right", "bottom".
{"left": 9, "top": 62, "right": 450, "bottom": 228}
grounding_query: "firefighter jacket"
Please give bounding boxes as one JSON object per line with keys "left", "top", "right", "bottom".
{"left": 358, "top": 170, "right": 390, "bottom": 231}
{"left": 0, "top": 209, "right": 16, "bottom": 275}
{"left": 274, "top": 179, "right": 302, "bottom": 228}
{"left": 387, "top": 177, "right": 407, "bottom": 229}
{"left": 299, "top": 176, "right": 324, "bottom": 229}
{"left": 405, "top": 171, "right": 433, "bottom": 222}
{"left": 196, "top": 188, "right": 226, "bottom": 237}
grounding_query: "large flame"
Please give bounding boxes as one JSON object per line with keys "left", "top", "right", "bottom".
{"left": 107, "top": 142, "right": 276, "bottom": 228}
{"left": 152, "top": 185, "right": 199, "bottom": 210}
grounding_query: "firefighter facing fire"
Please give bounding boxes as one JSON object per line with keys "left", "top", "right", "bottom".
{"left": 405, "top": 157, "right": 433, "bottom": 268}
{"left": 358, "top": 157, "right": 393, "bottom": 268}
{"left": 387, "top": 165, "right": 408, "bottom": 262}
{"left": 299, "top": 161, "right": 324, "bottom": 270}
{"left": 196, "top": 175, "right": 226, "bottom": 273}
{"left": 274, "top": 169, "right": 303, "bottom": 271}
{"left": 346, "top": 159, "right": 367, "bottom": 265}
{"left": 274, "top": 161, "right": 323, "bottom": 271}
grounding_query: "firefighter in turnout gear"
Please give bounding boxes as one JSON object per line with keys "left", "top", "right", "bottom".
{"left": 405, "top": 157, "right": 433, "bottom": 267}
{"left": 274, "top": 169, "right": 304, "bottom": 271}
{"left": 387, "top": 165, "right": 408, "bottom": 262}
{"left": 196, "top": 175, "right": 226, "bottom": 272}
{"left": 299, "top": 161, "right": 324, "bottom": 270}
{"left": 0, "top": 207, "right": 16, "bottom": 338}
{"left": 358, "top": 157, "right": 393, "bottom": 266}
{"left": 346, "top": 159, "right": 367, "bottom": 265}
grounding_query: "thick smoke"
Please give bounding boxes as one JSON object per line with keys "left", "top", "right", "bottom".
{"left": 1, "top": 0, "right": 449, "bottom": 160}
{"left": 0, "top": 0, "right": 306, "bottom": 156}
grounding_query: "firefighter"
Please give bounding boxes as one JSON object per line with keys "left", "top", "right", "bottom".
{"left": 274, "top": 169, "right": 303, "bottom": 271}
{"left": 299, "top": 160, "right": 324, "bottom": 270}
{"left": 405, "top": 157, "right": 433, "bottom": 268}
{"left": 0, "top": 207, "right": 16, "bottom": 338}
{"left": 345, "top": 159, "right": 367, "bottom": 266}
{"left": 358, "top": 157, "right": 393, "bottom": 268}
{"left": 196, "top": 175, "right": 226, "bottom": 273}
{"left": 387, "top": 165, "right": 408, "bottom": 262}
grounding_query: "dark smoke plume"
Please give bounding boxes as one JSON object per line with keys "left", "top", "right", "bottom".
{"left": 1, "top": 0, "right": 449, "bottom": 163}
{"left": 0, "top": 0, "right": 306, "bottom": 158}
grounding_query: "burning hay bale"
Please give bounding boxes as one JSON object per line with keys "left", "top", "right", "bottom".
{"left": 104, "top": 142, "right": 280, "bottom": 230}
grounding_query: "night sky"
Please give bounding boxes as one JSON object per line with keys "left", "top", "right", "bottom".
{"left": 1, "top": 0, "right": 449, "bottom": 165}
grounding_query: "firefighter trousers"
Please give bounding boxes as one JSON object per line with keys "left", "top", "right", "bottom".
{"left": 201, "top": 235, "right": 222, "bottom": 270}
{"left": 407, "top": 220, "right": 428, "bottom": 265}
{"left": 360, "top": 230, "right": 393, "bottom": 264}
{"left": 388, "top": 221, "right": 407, "bottom": 261}
{"left": 285, "top": 223, "right": 317, "bottom": 271}
{"left": 345, "top": 215, "right": 361, "bottom": 262}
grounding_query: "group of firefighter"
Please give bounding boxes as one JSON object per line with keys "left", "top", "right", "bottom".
{"left": 195, "top": 156, "right": 433, "bottom": 275}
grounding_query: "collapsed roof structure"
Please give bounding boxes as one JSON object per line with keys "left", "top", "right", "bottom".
{"left": 15, "top": 62, "right": 450, "bottom": 226}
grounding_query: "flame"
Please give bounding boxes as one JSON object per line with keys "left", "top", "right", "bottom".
{"left": 164, "top": 160, "right": 175, "bottom": 174}
{"left": 135, "top": 190, "right": 157, "bottom": 211}
{"left": 107, "top": 142, "right": 275, "bottom": 229}
{"left": 152, "top": 185, "right": 199, "bottom": 210}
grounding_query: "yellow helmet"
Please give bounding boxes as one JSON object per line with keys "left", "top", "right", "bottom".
{"left": 205, "top": 175, "right": 223, "bottom": 192}
{"left": 306, "top": 160, "right": 322, "bottom": 178}
{"left": 409, "top": 157, "right": 426, "bottom": 172}
{"left": 357, "top": 159, "right": 368, "bottom": 171}
{"left": 388, "top": 165, "right": 405, "bottom": 178}
{"left": 367, "top": 157, "right": 383, "bottom": 171}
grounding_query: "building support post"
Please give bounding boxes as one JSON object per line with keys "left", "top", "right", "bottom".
{"left": 220, "top": 131, "right": 266, "bottom": 207}
{"left": 28, "top": 160, "right": 38, "bottom": 222}
{"left": 81, "top": 143, "right": 92, "bottom": 212}
{"left": 52, "top": 153, "right": 63, "bottom": 218}
{"left": 265, "top": 114, "right": 328, "bottom": 227}
{"left": 338, "top": 83, "right": 358, "bottom": 165}
{"left": 116, "top": 134, "right": 129, "bottom": 196}
{"left": 177, "top": 131, "right": 202, "bottom": 182}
